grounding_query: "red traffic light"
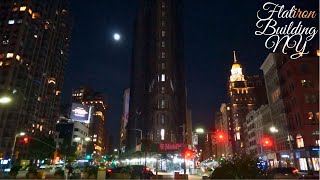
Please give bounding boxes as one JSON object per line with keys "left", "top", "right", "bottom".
{"left": 184, "top": 149, "right": 193, "bottom": 159}
{"left": 20, "top": 137, "right": 29, "bottom": 143}
{"left": 262, "top": 137, "right": 272, "bottom": 147}
{"left": 216, "top": 132, "right": 225, "bottom": 142}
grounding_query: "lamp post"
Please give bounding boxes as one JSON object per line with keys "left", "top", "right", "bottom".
{"left": 10, "top": 132, "right": 25, "bottom": 167}
{"left": 269, "top": 126, "right": 279, "bottom": 167}
{"left": 0, "top": 96, "right": 11, "bottom": 104}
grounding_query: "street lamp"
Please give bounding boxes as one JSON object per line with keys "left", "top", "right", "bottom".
{"left": 10, "top": 132, "right": 26, "bottom": 167}
{"left": 269, "top": 126, "right": 279, "bottom": 133}
{"left": 0, "top": 96, "right": 11, "bottom": 104}
{"left": 269, "top": 126, "right": 279, "bottom": 167}
{"left": 195, "top": 128, "right": 204, "bottom": 134}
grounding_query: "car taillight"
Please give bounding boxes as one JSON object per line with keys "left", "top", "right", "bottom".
{"left": 107, "top": 169, "right": 112, "bottom": 173}
{"left": 292, "top": 169, "right": 298, "bottom": 174}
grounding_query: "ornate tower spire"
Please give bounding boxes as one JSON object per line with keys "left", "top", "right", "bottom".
{"left": 233, "top": 50, "right": 237, "bottom": 63}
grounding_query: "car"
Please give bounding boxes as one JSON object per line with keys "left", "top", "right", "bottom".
{"left": 268, "top": 167, "right": 300, "bottom": 179}
{"left": 106, "top": 166, "right": 131, "bottom": 179}
{"left": 106, "top": 165, "right": 154, "bottom": 179}
{"left": 129, "top": 165, "right": 154, "bottom": 179}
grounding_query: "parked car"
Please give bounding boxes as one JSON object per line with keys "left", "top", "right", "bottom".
{"left": 106, "top": 165, "right": 154, "bottom": 179}
{"left": 268, "top": 167, "right": 300, "bottom": 179}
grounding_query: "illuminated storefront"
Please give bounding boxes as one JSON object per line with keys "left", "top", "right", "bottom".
{"left": 295, "top": 147, "right": 320, "bottom": 172}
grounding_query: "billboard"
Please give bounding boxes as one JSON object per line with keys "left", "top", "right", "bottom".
{"left": 70, "top": 103, "right": 92, "bottom": 123}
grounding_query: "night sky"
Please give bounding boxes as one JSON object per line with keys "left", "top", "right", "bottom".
{"left": 64, "top": 0, "right": 318, "bottom": 146}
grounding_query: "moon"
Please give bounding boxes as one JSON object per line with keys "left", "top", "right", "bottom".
{"left": 113, "top": 33, "right": 121, "bottom": 41}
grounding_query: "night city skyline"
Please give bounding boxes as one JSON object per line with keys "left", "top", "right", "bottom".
{"left": 0, "top": 0, "right": 319, "bottom": 178}
{"left": 64, "top": 0, "right": 318, "bottom": 146}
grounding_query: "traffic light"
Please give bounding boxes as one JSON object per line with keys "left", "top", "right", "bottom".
{"left": 20, "top": 137, "right": 29, "bottom": 144}
{"left": 262, "top": 137, "right": 272, "bottom": 147}
{"left": 184, "top": 149, "right": 193, "bottom": 159}
{"left": 216, "top": 132, "right": 225, "bottom": 142}
{"left": 85, "top": 154, "right": 91, "bottom": 160}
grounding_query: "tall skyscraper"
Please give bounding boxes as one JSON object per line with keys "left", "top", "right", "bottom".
{"left": 0, "top": 0, "right": 72, "bottom": 158}
{"left": 120, "top": 88, "right": 130, "bottom": 154}
{"left": 228, "top": 51, "right": 267, "bottom": 152}
{"left": 72, "top": 87, "right": 109, "bottom": 157}
{"left": 127, "top": 0, "right": 186, "bottom": 154}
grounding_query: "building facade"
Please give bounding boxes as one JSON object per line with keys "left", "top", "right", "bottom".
{"left": 72, "top": 87, "right": 109, "bottom": 158}
{"left": 228, "top": 51, "right": 267, "bottom": 153}
{"left": 0, "top": 0, "right": 72, "bottom": 158}
{"left": 120, "top": 88, "right": 130, "bottom": 155}
{"left": 261, "top": 51, "right": 319, "bottom": 171}
{"left": 127, "top": 0, "right": 187, "bottom": 154}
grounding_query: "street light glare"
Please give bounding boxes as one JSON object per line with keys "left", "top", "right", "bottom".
{"left": 0, "top": 96, "right": 11, "bottom": 104}
{"left": 270, "top": 126, "right": 279, "bottom": 133}
{"left": 19, "top": 132, "right": 26, "bottom": 136}
{"left": 114, "top": 148, "right": 118, "bottom": 152}
{"left": 195, "top": 128, "right": 204, "bottom": 134}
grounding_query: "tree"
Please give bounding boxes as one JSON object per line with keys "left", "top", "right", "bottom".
{"left": 210, "top": 153, "right": 263, "bottom": 179}
{"left": 58, "top": 142, "right": 77, "bottom": 161}
{"left": 28, "top": 136, "right": 55, "bottom": 160}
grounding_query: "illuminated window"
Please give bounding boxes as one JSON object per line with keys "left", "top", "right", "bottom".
{"left": 162, "top": 1, "right": 166, "bottom": 8}
{"left": 32, "top": 12, "right": 40, "bottom": 19}
{"left": 161, "top": 31, "right": 166, "bottom": 37}
{"left": 160, "top": 129, "right": 165, "bottom": 140}
{"left": 20, "top": 6, "right": 27, "bottom": 11}
{"left": 160, "top": 114, "right": 165, "bottom": 124}
{"left": 48, "top": 78, "right": 56, "bottom": 84}
{"left": 161, "top": 87, "right": 165, "bottom": 93}
{"left": 161, "top": 52, "right": 165, "bottom": 58}
{"left": 0, "top": 61, "right": 2, "bottom": 66}
{"left": 161, "top": 74, "right": 165, "bottom": 81}
{"left": 161, "top": 41, "right": 165, "bottom": 47}
{"left": 28, "top": 9, "right": 32, "bottom": 14}
{"left": 161, "top": 63, "right": 165, "bottom": 70}
{"left": 308, "top": 112, "right": 314, "bottom": 120}
{"left": 12, "top": 7, "right": 18, "bottom": 11}
{"left": 16, "top": 55, "right": 21, "bottom": 61}
{"left": 236, "top": 132, "right": 240, "bottom": 140}
{"left": 6, "top": 53, "right": 14, "bottom": 58}
{"left": 8, "top": 20, "right": 15, "bottom": 25}
{"left": 2, "top": 40, "right": 9, "bottom": 45}
{"left": 160, "top": 99, "right": 165, "bottom": 109}
{"left": 317, "top": 50, "right": 320, "bottom": 57}
{"left": 161, "top": 20, "right": 165, "bottom": 27}
{"left": 296, "top": 134, "right": 304, "bottom": 148}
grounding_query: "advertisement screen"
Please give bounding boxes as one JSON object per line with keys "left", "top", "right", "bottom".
{"left": 70, "top": 103, "right": 91, "bottom": 123}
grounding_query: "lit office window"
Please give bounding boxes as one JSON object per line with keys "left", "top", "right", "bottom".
{"left": 161, "top": 52, "right": 165, "bottom": 58}
{"left": 161, "top": 74, "right": 165, "bottom": 81}
{"left": 6, "top": 53, "right": 14, "bottom": 58}
{"left": 161, "top": 41, "right": 165, "bottom": 47}
{"left": 160, "top": 99, "right": 165, "bottom": 109}
{"left": 20, "top": 6, "right": 27, "bottom": 11}
{"left": 160, "top": 129, "right": 165, "bottom": 140}
{"left": 8, "top": 20, "right": 15, "bottom": 24}
{"left": 296, "top": 134, "right": 304, "bottom": 148}
{"left": 161, "top": 31, "right": 166, "bottom": 37}
{"left": 161, "top": 63, "right": 165, "bottom": 70}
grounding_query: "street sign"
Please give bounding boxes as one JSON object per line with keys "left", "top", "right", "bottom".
{"left": 159, "top": 143, "right": 184, "bottom": 151}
